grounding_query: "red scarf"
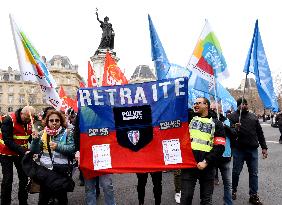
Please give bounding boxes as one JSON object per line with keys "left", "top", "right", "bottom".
{"left": 45, "top": 126, "right": 62, "bottom": 136}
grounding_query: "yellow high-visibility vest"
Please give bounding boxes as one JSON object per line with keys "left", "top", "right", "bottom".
{"left": 189, "top": 116, "right": 215, "bottom": 152}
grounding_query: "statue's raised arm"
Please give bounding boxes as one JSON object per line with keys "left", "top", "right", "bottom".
{"left": 95, "top": 10, "right": 115, "bottom": 50}
{"left": 96, "top": 11, "right": 103, "bottom": 24}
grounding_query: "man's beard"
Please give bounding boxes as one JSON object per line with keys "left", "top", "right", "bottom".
{"left": 241, "top": 109, "right": 248, "bottom": 114}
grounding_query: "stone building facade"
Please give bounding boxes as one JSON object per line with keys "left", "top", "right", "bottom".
{"left": 129, "top": 65, "right": 156, "bottom": 83}
{"left": 0, "top": 55, "right": 84, "bottom": 114}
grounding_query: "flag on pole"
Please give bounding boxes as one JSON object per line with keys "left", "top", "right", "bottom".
{"left": 188, "top": 20, "right": 228, "bottom": 93}
{"left": 87, "top": 61, "right": 97, "bottom": 87}
{"left": 148, "top": 14, "right": 171, "bottom": 80}
{"left": 243, "top": 20, "right": 279, "bottom": 112}
{"left": 58, "top": 86, "right": 77, "bottom": 112}
{"left": 102, "top": 51, "right": 128, "bottom": 86}
{"left": 9, "top": 14, "right": 61, "bottom": 110}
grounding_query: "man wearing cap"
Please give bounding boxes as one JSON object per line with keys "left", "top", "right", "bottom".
{"left": 229, "top": 98, "right": 267, "bottom": 205}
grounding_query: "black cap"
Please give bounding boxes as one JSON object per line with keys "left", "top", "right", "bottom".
{"left": 237, "top": 98, "right": 247, "bottom": 107}
{"left": 225, "top": 110, "right": 231, "bottom": 114}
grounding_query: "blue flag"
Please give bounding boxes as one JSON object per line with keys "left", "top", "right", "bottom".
{"left": 243, "top": 20, "right": 279, "bottom": 112}
{"left": 188, "top": 71, "right": 236, "bottom": 111}
{"left": 148, "top": 14, "right": 171, "bottom": 80}
{"left": 216, "top": 83, "right": 237, "bottom": 112}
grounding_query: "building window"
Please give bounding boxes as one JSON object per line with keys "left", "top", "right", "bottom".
{"left": 0, "top": 94, "right": 2, "bottom": 103}
{"left": 19, "top": 95, "right": 25, "bottom": 104}
{"left": 29, "top": 95, "right": 36, "bottom": 105}
{"left": 30, "top": 86, "right": 35, "bottom": 94}
{"left": 15, "top": 75, "right": 21, "bottom": 81}
{"left": 8, "top": 95, "right": 14, "bottom": 104}
{"left": 8, "top": 85, "right": 14, "bottom": 93}
{"left": 8, "top": 107, "right": 13, "bottom": 112}
{"left": 19, "top": 86, "right": 25, "bottom": 93}
{"left": 0, "top": 85, "right": 2, "bottom": 92}
{"left": 3, "top": 73, "right": 9, "bottom": 81}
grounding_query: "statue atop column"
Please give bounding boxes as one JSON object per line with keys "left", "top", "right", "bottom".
{"left": 95, "top": 9, "right": 115, "bottom": 50}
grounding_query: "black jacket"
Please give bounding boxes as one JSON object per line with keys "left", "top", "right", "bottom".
{"left": 1, "top": 108, "right": 31, "bottom": 156}
{"left": 73, "top": 112, "right": 80, "bottom": 152}
{"left": 188, "top": 109, "right": 226, "bottom": 166}
{"left": 276, "top": 113, "right": 282, "bottom": 127}
{"left": 229, "top": 110, "right": 267, "bottom": 150}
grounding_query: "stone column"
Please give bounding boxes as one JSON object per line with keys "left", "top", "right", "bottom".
{"left": 90, "top": 49, "right": 119, "bottom": 86}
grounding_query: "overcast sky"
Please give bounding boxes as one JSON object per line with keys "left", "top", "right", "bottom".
{"left": 0, "top": 0, "right": 281, "bottom": 88}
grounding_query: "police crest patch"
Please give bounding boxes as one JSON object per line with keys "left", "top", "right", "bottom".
{"left": 127, "top": 130, "right": 140, "bottom": 145}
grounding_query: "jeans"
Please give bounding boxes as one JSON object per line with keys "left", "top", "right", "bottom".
{"left": 181, "top": 167, "right": 215, "bottom": 205}
{"left": 218, "top": 160, "right": 233, "bottom": 205}
{"left": 232, "top": 148, "right": 258, "bottom": 195}
{"left": 174, "top": 169, "right": 181, "bottom": 193}
{"left": 84, "top": 174, "right": 116, "bottom": 205}
{"left": 136, "top": 172, "right": 162, "bottom": 205}
{"left": 0, "top": 155, "right": 28, "bottom": 205}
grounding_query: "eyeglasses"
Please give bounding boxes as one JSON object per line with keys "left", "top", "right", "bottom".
{"left": 193, "top": 102, "right": 207, "bottom": 105}
{"left": 49, "top": 119, "right": 60, "bottom": 123}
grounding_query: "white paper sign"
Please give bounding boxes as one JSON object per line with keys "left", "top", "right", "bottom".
{"left": 92, "top": 144, "right": 112, "bottom": 170}
{"left": 162, "top": 139, "right": 182, "bottom": 165}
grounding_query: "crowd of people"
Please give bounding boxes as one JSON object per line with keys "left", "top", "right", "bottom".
{"left": 0, "top": 96, "right": 271, "bottom": 204}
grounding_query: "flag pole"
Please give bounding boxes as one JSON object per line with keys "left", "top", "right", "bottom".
{"left": 239, "top": 73, "right": 248, "bottom": 123}
{"left": 9, "top": 14, "right": 35, "bottom": 129}
{"left": 212, "top": 72, "right": 220, "bottom": 120}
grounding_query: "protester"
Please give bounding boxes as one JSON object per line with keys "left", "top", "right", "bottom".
{"left": 180, "top": 97, "right": 226, "bottom": 205}
{"left": 65, "top": 107, "right": 88, "bottom": 187}
{"left": 66, "top": 107, "right": 76, "bottom": 129}
{"left": 136, "top": 172, "right": 162, "bottom": 205}
{"left": 74, "top": 112, "right": 116, "bottom": 205}
{"left": 229, "top": 98, "right": 268, "bottom": 205}
{"left": 275, "top": 111, "right": 282, "bottom": 144}
{"left": 0, "top": 106, "right": 35, "bottom": 205}
{"left": 30, "top": 109, "right": 75, "bottom": 205}
{"left": 211, "top": 102, "right": 233, "bottom": 205}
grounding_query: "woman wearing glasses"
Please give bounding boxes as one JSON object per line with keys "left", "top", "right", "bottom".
{"left": 30, "top": 110, "right": 75, "bottom": 205}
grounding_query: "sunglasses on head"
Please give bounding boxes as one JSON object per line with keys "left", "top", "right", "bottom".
{"left": 49, "top": 119, "right": 60, "bottom": 123}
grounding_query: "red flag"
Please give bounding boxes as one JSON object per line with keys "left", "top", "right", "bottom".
{"left": 87, "top": 61, "right": 98, "bottom": 87}
{"left": 79, "top": 81, "right": 85, "bottom": 88}
{"left": 58, "top": 86, "right": 78, "bottom": 112}
{"left": 102, "top": 51, "right": 128, "bottom": 86}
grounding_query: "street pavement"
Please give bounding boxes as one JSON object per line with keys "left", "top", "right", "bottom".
{"left": 1, "top": 124, "right": 282, "bottom": 204}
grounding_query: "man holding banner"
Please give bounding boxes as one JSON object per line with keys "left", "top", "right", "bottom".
{"left": 74, "top": 113, "right": 116, "bottom": 205}
{"left": 181, "top": 97, "right": 226, "bottom": 205}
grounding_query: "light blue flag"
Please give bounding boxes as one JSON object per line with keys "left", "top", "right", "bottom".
{"left": 243, "top": 20, "right": 279, "bottom": 112}
{"left": 216, "top": 82, "right": 237, "bottom": 112}
{"left": 188, "top": 88, "right": 210, "bottom": 108}
{"left": 166, "top": 63, "right": 191, "bottom": 79}
{"left": 189, "top": 72, "right": 236, "bottom": 111}
{"left": 148, "top": 14, "right": 171, "bottom": 80}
